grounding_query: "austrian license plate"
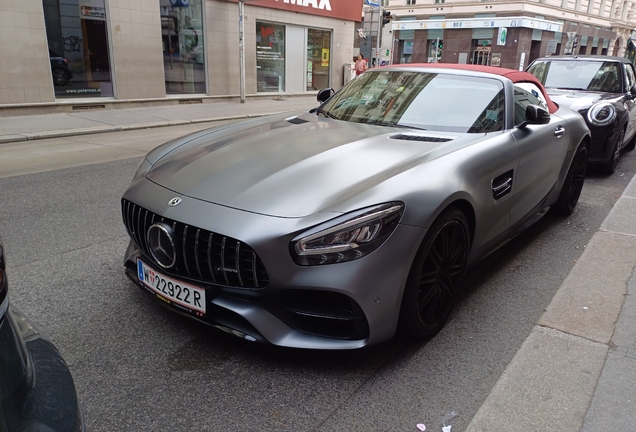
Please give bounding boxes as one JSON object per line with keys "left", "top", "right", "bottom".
{"left": 137, "top": 259, "right": 206, "bottom": 317}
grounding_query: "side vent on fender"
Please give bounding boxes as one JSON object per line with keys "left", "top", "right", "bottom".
{"left": 492, "top": 170, "right": 514, "bottom": 200}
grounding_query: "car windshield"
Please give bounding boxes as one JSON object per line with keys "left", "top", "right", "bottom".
{"left": 320, "top": 70, "right": 505, "bottom": 133}
{"left": 527, "top": 60, "right": 622, "bottom": 93}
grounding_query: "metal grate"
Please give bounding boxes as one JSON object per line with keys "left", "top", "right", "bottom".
{"left": 121, "top": 199, "right": 269, "bottom": 289}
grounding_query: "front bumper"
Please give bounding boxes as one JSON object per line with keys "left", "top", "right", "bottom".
{"left": 122, "top": 182, "right": 423, "bottom": 349}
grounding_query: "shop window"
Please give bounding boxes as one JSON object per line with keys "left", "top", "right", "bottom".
{"left": 256, "top": 22, "right": 286, "bottom": 93}
{"left": 161, "top": 0, "right": 206, "bottom": 94}
{"left": 428, "top": 38, "right": 443, "bottom": 62}
{"left": 307, "top": 29, "right": 331, "bottom": 91}
{"left": 43, "top": 0, "right": 113, "bottom": 98}
{"left": 400, "top": 40, "right": 414, "bottom": 64}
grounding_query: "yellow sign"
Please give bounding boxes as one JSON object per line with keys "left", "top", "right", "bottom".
{"left": 322, "top": 48, "right": 330, "bottom": 66}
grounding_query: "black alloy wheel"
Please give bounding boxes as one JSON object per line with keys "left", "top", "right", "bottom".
{"left": 52, "top": 69, "right": 69, "bottom": 86}
{"left": 553, "top": 143, "right": 587, "bottom": 216}
{"left": 398, "top": 208, "right": 469, "bottom": 340}
{"left": 600, "top": 129, "right": 623, "bottom": 175}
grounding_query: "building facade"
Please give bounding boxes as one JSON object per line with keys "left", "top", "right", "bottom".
{"left": 0, "top": 0, "right": 362, "bottom": 109}
{"left": 385, "top": 0, "right": 636, "bottom": 70}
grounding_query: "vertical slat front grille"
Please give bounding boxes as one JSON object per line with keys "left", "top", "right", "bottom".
{"left": 121, "top": 199, "right": 269, "bottom": 289}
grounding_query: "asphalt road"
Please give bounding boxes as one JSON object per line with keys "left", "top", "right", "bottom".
{"left": 0, "top": 124, "right": 634, "bottom": 432}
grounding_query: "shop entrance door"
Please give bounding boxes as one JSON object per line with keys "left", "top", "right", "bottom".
{"left": 472, "top": 49, "right": 491, "bottom": 65}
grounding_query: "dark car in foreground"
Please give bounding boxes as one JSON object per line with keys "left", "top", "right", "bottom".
{"left": 49, "top": 49, "right": 73, "bottom": 86}
{"left": 527, "top": 55, "right": 636, "bottom": 174}
{"left": 121, "top": 64, "right": 590, "bottom": 349}
{"left": 0, "top": 235, "right": 84, "bottom": 432}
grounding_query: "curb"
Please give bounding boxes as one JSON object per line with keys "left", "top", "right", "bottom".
{"left": 0, "top": 110, "right": 294, "bottom": 145}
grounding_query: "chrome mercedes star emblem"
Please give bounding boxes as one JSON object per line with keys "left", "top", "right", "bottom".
{"left": 147, "top": 223, "right": 176, "bottom": 269}
{"left": 168, "top": 197, "right": 182, "bottom": 207}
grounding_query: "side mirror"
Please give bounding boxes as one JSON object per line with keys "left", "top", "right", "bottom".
{"left": 317, "top": 88, "right": 335, "bottom": 103}
{"left": 518, "top": 104, "right": 551, "bottom": 129}
{"left": 630, "top": 83, "right": 636, "bottom": 96}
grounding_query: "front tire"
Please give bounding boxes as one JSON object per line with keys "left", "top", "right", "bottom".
{"left": 398, "top": 208, "right": 470, "bottom": 340}
{"left": 625, "top": 133, "right": 636, "bottom": 151}
{"left": 553, "top": 143, "right": 587, "bottom": 216}
{"left": 599, "top": 130, "right": 623, "bottom": 175}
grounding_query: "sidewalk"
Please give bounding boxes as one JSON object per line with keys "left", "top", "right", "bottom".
{"left": 1, "top": 98, "right": 635, "bottom": 430}
{"left": 0, "top": 95, "right": 319, "bottom": 144}
{"left": 466, "top": 175, "right": 636, "bottom": 431}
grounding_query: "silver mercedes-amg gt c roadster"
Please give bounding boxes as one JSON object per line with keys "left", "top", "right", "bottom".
{"left": 121, "top": 64, "right": 591, "bottom": 349}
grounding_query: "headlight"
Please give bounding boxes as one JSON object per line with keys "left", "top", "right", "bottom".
{"left": 587, "top": 102, "right": 616, "bottom": 126}
{"left": 132, "top": 158, "right": 152, "bottom": 180}
{"left": 291, "top": 203, "right": 404, "bottom": 266}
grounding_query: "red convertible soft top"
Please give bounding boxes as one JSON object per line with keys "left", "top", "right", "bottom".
{"left": 391, "top": 63, "right": 558, "bottom": 114}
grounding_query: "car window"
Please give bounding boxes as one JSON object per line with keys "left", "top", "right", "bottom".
{"left": 625, "top": 64, "right": 636, "bottom": 92}
{"left": 528, "top": 60, "right": 621, "bottom": 93}
{"left": 514, "top": 83, "right": 547, "bottom": 126}
{"left": 322, "top": 71, "right": 505, "bottom": 133}
{"left": 526, "top": 61, "right": 548, "bottom": 83}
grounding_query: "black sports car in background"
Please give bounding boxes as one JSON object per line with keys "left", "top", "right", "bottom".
{"left": 0, "top": 234, "right": 84, "bottom": 432}
{"left": 527, "top": 55, "right": 636, "bottom": 174}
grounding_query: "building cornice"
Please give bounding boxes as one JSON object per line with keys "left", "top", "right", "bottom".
{"left": 391, "top": 15, "right": 564, "bottom": 30}
{"left": 390, "top": 1, "right": 621, "bottom": 28}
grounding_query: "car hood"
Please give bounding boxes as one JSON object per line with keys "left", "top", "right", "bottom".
{"left": 145, "top": 114, "right": 481, "bottom": 217}
{"left": 545, "top": 88, "right": 620, "bottom": 112}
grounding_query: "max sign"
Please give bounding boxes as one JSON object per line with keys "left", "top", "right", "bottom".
{"left": 281, "top": 0, "right": 331, "bottom": 10}
{"left": 228, "top": 0, "right": 362, "bottom": 21}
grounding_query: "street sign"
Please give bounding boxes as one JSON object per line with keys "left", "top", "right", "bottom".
{"left": 364, "top": 0, "right": 380, "bottom": 6}
{"left": 497, "top": 27, "right": 507, "bottom": 46}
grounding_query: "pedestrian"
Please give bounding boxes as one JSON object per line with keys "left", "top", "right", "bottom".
{"left": 355, "top": 53, "right": 368, "bottom": 76}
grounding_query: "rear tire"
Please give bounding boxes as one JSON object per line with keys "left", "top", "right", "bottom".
{"left": 398, "top": 208, "right": 469, "bottom": 340}
{"left": 553, "top": 143, "right": 587, "bottom": 216}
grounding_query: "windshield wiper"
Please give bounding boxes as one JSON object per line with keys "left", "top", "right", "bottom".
{"left": 315, "top": 107, "right": 340, "bottom": 120}
{"left": 364, "top": 120, "right": 426, "bottom": 130}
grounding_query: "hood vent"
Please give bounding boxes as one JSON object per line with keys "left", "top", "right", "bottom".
{"left": 390, "top": 134, "right": 453, "bottom": 143}
{"left": 286, "top": 116, "right": 309, "bottom": 125}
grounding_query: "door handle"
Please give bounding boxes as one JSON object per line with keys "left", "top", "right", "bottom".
{"left": 554, "top": 126, "right": 565, "bottom": 138}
